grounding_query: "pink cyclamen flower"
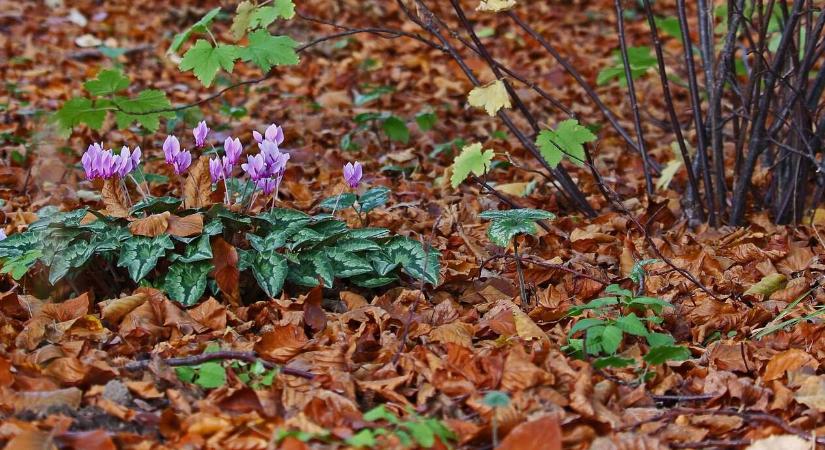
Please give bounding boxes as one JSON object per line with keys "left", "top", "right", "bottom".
{"left": 224, "top": 137, "right": 243, "bottom": 166}
{"left": 209, "top": 156, "right": 233, "bottom": 183}
{"left": 241, "top": 154, "right": 267, "bottom": 181}
{"left": 253, "top": 123, "right": 284, "bottom": 146}
{"left": 81, "top": 143, "right": 103, "bottom": 179}
{"left": 343, "top": 161, "right": 363, "bottom": 189}
{"left": 256, "top": 177, "right": 278, "bottom": 195}
{"left": 193, "top": 121, "right": 209, "bottom": 148}
{"left": 171, "top": 150, "right": 192, "bottom": 175}
{"left": 258, "top": 140, "right": 290, "bottom": 177}
{"left": 0, "top": 229, "right": 6, "bottom": 241}
{"left": 163, "top": 135, "right": 181, "bottom": 164}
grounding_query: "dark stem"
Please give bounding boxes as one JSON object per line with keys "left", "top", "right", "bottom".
{"left": 121, "top": 350, "right": 315, "bottom": 379}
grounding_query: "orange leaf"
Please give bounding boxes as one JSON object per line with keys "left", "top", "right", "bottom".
{"left": 498, "top": 415, "right": 562, "bottom": 450}
{"left": 99, "top": 293, "right": 148, "bottom": 324}
{"left": 128, "top": 211, "right": 171, "bottom": 237}
{"left": 182, "top": 157, "right": 212, "bottom": 209}
{"left": 303, "top": 285, "right": 326, "bottom": 334}
{"left": 211, "top": 237, "right": 240, "bottom": 304}
{"left": 167, "top": 213, "right": 204, "bottom": 237}
{"left": 101, "top": 178, "right": 130, "bottom": 218}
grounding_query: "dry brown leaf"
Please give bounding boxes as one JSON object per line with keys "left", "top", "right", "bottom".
{"left": 255, "top": 324, "right": 308, "bottom": 363}
{"left": 182, "top": 157, "right": 212, "bottom": 209}
{"left": 12, "top": 388, "right": 83, "bottom": 413}
{"left": 302, "top": 286, "right": 326, "bottom": 334}
{"left": 4, "top": 429, "right": 56, "bottom": 450}
{"left": 188, "top": 297, "right": 226, "bottom": 331}
{"left": 99, "top": 294, "right": 148, "bottom": 324}
{"left": 430, "top": 321, "right": 474, "bottom": 348}
{"left": 211, "top": 237, "right": 240, "bottom": 304}
{"left": 794, "top": 374, "right": 825, "bottom": 412}
{"left": 55, "top": 430, "right": 116, "bottom": 450}
{"left": 746, "top": 434, "right": 810, "bottom": 450}
{"left": 101, "top": 178, "right": 130, "bottom": 218}
{"left": 497, "top": 415, "right": 562, "bottom": 450}
{"left": 167, "top": 213, "right": 204, "bottom": 237}
{"left": 763, "top": 349, "right": 818, "bottom": 381}
{"left": 128, "top": 211, "right": 171, "bottom": 237}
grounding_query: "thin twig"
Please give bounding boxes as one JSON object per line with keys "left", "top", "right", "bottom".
{"left": 122, "top": 350, "right": 315, "bottom": 379}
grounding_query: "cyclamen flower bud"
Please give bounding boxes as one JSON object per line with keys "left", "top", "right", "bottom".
{"left": 193, "top": 121, "right": 209, "bottom": 148}
{"left": 224, "top": 137, "right": 243, "bottom": 166}
{"left": 343, "top": 161, "right": 363, "bottom": 189}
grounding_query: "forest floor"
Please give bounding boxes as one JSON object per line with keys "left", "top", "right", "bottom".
{"left": 0, "top": 0, "right": 824, "bottom": 449}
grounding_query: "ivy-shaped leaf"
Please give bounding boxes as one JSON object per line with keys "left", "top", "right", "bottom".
{"left": 239, "top": 31, "right": 299, "bottom": 72}
{"left": 174, "top": 235, "right": 213, "bottom": 264}
{"left": 479, "top": 208, "right": 555, "bottom": 247}
{"left": 113, "top": 89, "right": 175, "bottom": 131}
{"left": 165, "top": 260, "right": 212, "bottom": 306}
{"left": 536, "top": 119, "right": 596, "bottom": 168}
{"left": 48, "top": 239, "right": 96, "bottom": 285}
{"left": 168, "top": 7, "right": 222, "bottom": 54}
{"left": 117, "top": 235, "right": 174, "bottom": 282}
{"left": 380, "top": 237, "right": 440, "bottom": 284}
{"left": 250, "top": 249, "right": 288, "bottom": 298}
{"left": 54, "top": 97, "right": 106, "bottom": 133}
{"left": 231, "top": 1, "right": 256, "bottom": 41}
{"left": 179, "top": 40, "right": 240, "bottom": 87}
{"left": 249, "top": 0, "right": 296, "bottom": 29}
{"left": 451, "top": 142, "right": 494, "bottom": 188}
{"left": 319, "top": 193, "right": 357, "bottom": 211}
{"left": 357, "top": 187, "right": 390, "bottom": 213}
{"left": 84, "top": 69, "right": 130, "bottom": 96}
{"left": 0, "top": 250, "right": 42, "bottom": 280}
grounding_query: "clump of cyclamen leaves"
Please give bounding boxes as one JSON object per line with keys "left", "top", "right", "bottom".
{"left": 0, "top": 122, "right": 439, "bottom": 306}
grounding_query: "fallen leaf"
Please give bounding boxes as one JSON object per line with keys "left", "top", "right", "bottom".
{"left": 497, "top": 415, "right": 561, "bottom": 450}
{"left": 182, "top": 157, "right": 212, "bottom": 209}
{"left": 467, "top": 79, "right": 511, "bottom": 116}
{"left": 128, "top": 211, "right": 171, "bottom": 237}
{"left": 746, "top": 434, "right": 810, "bottom": 450}
{"left": 167, "top": 213, "right": 204, "bottom": 237}
{"left": 794, "top": 374, "right": 825, "bottom": 412}
{"left": 763, "top": 349, "right": 818, "bottom": 381}
{"left": 101, "top": 178, "right": 130, "bottom": 218}
{"left": 99, "top": 294, "right": 148, "bottom": 325}
{"left": 744, "top": 273, "right": 787, "bottom": 297}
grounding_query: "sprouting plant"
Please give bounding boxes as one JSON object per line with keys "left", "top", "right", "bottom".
{"left": 479, "top": 208, "right": 554, "bottom": 305}
{"left": 340, "top": 87, "right": 435, "bottom": 152}
{"left": 596, "top": 46, "right": 657, "bottom": 86}
{"left": 482, "top": 391, "right": 511, "bottom": 448}
{"left": 346, "top": 405, "right": 456, "bottom": 449}
{"left": 564, "top": 283, "right": 690, "bottom": 376}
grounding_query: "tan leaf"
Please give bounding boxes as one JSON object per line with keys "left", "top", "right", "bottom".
{"left": 496, "top": 182, "right": 529, "bottom": 197}
{"left": 744, "top": 273, "right": 787, "bottom": 297}
{"left": 188, "top": 297, "right": 226, "bottom": 331}
{"left": 4, "top": 429, "right": 56, "bottom": 450}
{"left": 746, "top": 435, "right": 810, "bottom": 450}
{"left": 763, "top": 348, "right": 818, "bottom": 381}
{"left": 255, "top": 324, "right": 308, "bottom": 363}
{"left": 167, "top": 213, "right": 204, "bottom": 237}
{"left": 467, "top": 79, "right": 511, "bottom": 116}
{"left": 794, "top": 374, "right": 825, "bottom": 411}
{"left": 128, "top": 212, "right": 171, "bottom": 237}
{"left": 477, "top": 0, "right": 517, "bottom": 13}
{"left": 99, "top": 294, "right": 148, "bottom": 324}
{"left": 101, "top": 178, "right": 130, "bottom": 218}
{"left": 41, "top": 292, "right": 90, "bottom": 322}
{"left": 498, "top": 415, "right": 561, "bottom": 450}
{"left": 430, "top": 321, "right": 475, "bottom": 348}
{"left": 182, "top": 157, "right": 212, "bottom": 209}
{"left": 12, "top": 387, "right": 83, "bottom": 413}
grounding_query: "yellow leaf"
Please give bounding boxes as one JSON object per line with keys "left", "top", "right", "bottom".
{"left": 477, "top": 0, "right": 517, "bottom": 12}
{"left": 468, "top": 80, "right": 511, "bottom": 116}
{"left": 655, "top": 159, "right": 682, "bottom": 191}
{"left": 496, "top": 182, "right": 529, "bottom": 197}
{"left": 744, "top": 273, "right": 787, "bottom": 297}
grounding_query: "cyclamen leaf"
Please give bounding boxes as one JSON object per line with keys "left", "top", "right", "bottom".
{"left": 48, "top": 239, "right": 95, "bottom": 285}
{"left": 239, "top": 31, "right": 299, "bottom": 72}
{"left": 467, "top": 79, "right": 511, "bottom": 116}
{"left": 477, "top": 0, "right": 517, "bottom": 12}
{"left": 250, "top": 250, "right": 288, "bottom": 298}
{"left": 54, "top": 97, "right": 106, "bottom": 133}
{"left": 179, "top": 40, "right": 240, "bottom": 87}
{"left": 168, "top": 7, "right": 221, "bottom": 54}
{"left": 357, "top": 187, "right": 390, "bottom": 213}
{"left": 164, "top": 260, "right": 212, "bottom": 306}
{"left": 84, "top": 69, "right": 129, "bottom": 96}
{"left": 536, "top": 119, "right": 596, "bottom": 167}
{"left": 479, "top": 208, "right": 554, "bottom": 247}
{"left": 118, "top": 235, "right": 174, "bottom": 282}
{"left": 451, "top": 142, "right": 494, "bottom": 188}
{"left": 319, "top": 193, "right": 356, "bottom": 211}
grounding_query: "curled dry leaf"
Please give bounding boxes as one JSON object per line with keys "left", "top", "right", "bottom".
{"left": 167, "top": 213, "right": 204, "bottom": 237}
{"left": 211, "top": 237, "right": 240, "bottom": 304}
{"left": 182, "top": 157, "right": 213, "bottom": 209}
{"left": 101, "top": 178, "right": 130, "bottom": 218}
{"left": 128, "top": 211, "right": 171, "bottom": 237}
{"left": 763, "top": 348, "right": 818, "bottom": 381}
{"left": 497, "top": 414, "right": 561, "bottom": 450}
{"left": 99, "top": 293, "right": 148, "bottom": 324}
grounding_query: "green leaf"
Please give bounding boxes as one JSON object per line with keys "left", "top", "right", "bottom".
{"left": 168, "top": 7, "right": 222, "bottom": 54}
{"left": 249, "top": 0, "right": 296, "bottom": 29}
{"left": 601, "top": 325, "right": 623, "bottom": 354}
{"left": 118, "top": 235, "right": 174, "bottom": 282}
{"left": 319, "top": 193, "right": 356, "bottom": 211}
{"left": 250, "top": 250, "right": 288, "bottom": 298}
{"left": 629, "top": 258, "right": 659, "bottom": 284}
{"left": 113, "top": 89, "right": 175, "bottom": 131}
{"left": 643, "top": 345, "right": 691, "bottom": 365}
{"left": 654, "top": 16, "right": 683, "bottom": 42}
{"left": 615, "top": 313, "right": 649, "bottom": 337}
{"left": 0, "top": 250, "right": 42, "bottom": 280}
{"left": 54, "top": 97, "right": 107, "bottom": 132}
{"left": 568, "top": 317, "right": 605, "bottom": 336}
{"left": 380, "top": 237, "right": 440, "bottom": 284}
{"left": 744, "top": 273, "right": 787, "bottom": 297}
{"left": 482, "top": 390, "right": 511, "bottom": 408}
{"left": 48, "top": 239, "right": 95, "bottom": 285}
{"left": 404, "top": 421, "right": 435, "bottom": 448}
{"left": 239, "top": 31, "right": 299, "bottom": 72}
{"left": 130, "top": 196, "right": 182, "bottom": 215}
{"left": 382, "top": 116, "right": 409, "bottom": 143}
{"left": 230, "top": 1, "right": 256, "bottom": 41}
{"left": 593, "top": 355, "right": 636, "bottom": 369}
{"left": 175, "top": 235, "right": 213, "bottom": 263}
{"left": 175, "top": 366, "right": 196, "bottom": 383}
{"left": 194, "top": 361, "right": 227, "bottom": 389}
{"left": 363, "top": 405, "right": 400, "bottom": 425}
{"left": 646, "top": 332, "right": 675, "bottom": 347}
{"left": 357, "top": 187, "right": 390, "bottom": 213}
{"left": 84, "top": 69, "right": 130, "bottom": 96}
{"left": 479, "top": 208, "right": 554, "bottom": 247}
{"left": 450, "top": 142, "right": 494, "bottom": 188}
{"left": 536, "top": 119, "right": 596, "bottom": 167}
{"left": 179, "top": 40, "right": 240, "bottom": 87}
{"left": 165, "top": 260, "right": 212, "bottom": 306}
{"left": 346, "top": 429, "right": 376, "bottom": 448}
{"left": 415, "top": 112, "right": 437, "bottom": 131}
{"left": 597, "top": 46, "right": 657, "bottom": 86}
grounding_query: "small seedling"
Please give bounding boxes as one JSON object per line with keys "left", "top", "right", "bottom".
{"left": 482, "top": 391, "right": 511, "bottom": 447}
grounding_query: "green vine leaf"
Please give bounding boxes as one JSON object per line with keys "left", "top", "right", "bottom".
{"left": 84, "top": 69, "right": 130, "bottom": 96}
{"left": 165, "top": 260, "right": 212, "bottom": 306}
{"left": 168, "top": 7, "right": 222, "bottom": 54}
{"left": 54, "top": 97, "right": 107, "bottom": 134}
{"left": 249, "top": 0, "right": 296, "bottom": 29}
{"left": 118, "top": 235, "right": 175, "bottom": 282}
{"left": 479, "top": 208, "right": 555, "bottom": 247}
{"left": 536, "top": 119, "right": 596, "bottom": 168}
{"left": 231, "top": 1, "right": 257, "bottom": 41}
{"left": 113, "top": 89, "right": 175, "bottom": 131}
{"left": 239, "top": 31, "right": 299, "bottom": 72}
{"left": 450, "top": 142, "right": 494, "bottom": 188}
{"left": 179, "top": 40, "right": 240, "bottom": 87}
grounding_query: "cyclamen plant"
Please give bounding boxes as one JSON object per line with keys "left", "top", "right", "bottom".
{"left": 0, "top": 120, "right": 438, "bottom": 306}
